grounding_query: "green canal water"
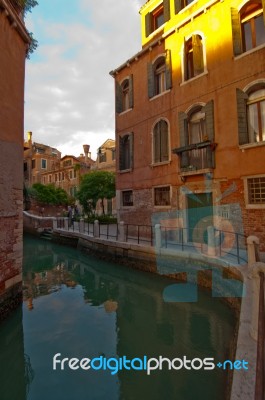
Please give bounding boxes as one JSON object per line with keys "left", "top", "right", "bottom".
{"left": 0, "top": 235, "right": 237, "bottom": 400}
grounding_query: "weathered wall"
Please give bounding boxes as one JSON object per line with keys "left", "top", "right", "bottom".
{"left": 0, "top": 5, "right": 29, "bottom": 321}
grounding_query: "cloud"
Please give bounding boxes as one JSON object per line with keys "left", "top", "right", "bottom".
{"left": 24, "top": 0, "right": 143, "bottom": 159}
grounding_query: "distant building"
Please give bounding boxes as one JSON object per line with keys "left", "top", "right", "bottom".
{"left": 0, "top": 0, "right": 32, "bottom": 320}
{"left": 24, "top": 131, "right": 61, "bottom": 186}
{"left": 111, "top": 0, "right": 265, "bottom": 248}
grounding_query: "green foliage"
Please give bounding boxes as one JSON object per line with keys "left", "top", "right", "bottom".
{"left": 85, "top": 215, "right": 118, "bottom": 224}
{"left": 31, "top": 183, "right": 69, "bottom": 205}
{"left": 77, "top": 171, "right": 115, "bottom": 215}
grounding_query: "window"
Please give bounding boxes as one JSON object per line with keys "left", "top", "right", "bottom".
{"left": 148, "top": 51, "right": 172, "bottom": 98}
{"left": 153, "top": 120, "right": 169, "bottom": 163}
{"left": 122, "top": 190, "right": 133, "bottom": 207}
{"left": 184, "top": 35, "right": 204, "bottom": 81}
{"left": 31, "top": 159, "right": 35, "bottom": 169}
{"left": 119, "top": 133, "right": 134, "bottom": 171}
{"left": 237, "top": 86, "right": 265, "bottom": 145}
{"left": 41, "top": 159, "right": 47, "bottom": 169}
{"left": 145, "top": 0, "right": 170, "bottom": 37}
{"left": 63, "top": 159, "right": 72, "bottom": 167}
{"left": 247, "top": 177, "right": 265, "bottom": 204}
{"left": 49, "top": 175, "right": 52, "bottom": 183}
{"left": 154, "top": 186, "right": 170, "bottom": 206}
{"left": 231, "top": 2, "right": 265, "bottom": 56}
{"left": 173, "top": 101, "right": 216, "bottom": 172}
{"left": 112, "top": 148, "right": 116, "bottom": 161}
{"left": 69, "top": 170, "right": 73, "bottom": 179}
{"left": 99, "top": 152, "right": 107, "bottom": 163}
{"left": 175, "top": 0, "right": 195, "bottom": 13}
{"left": 115, "top": 76, "right": 133, "bottom": 114}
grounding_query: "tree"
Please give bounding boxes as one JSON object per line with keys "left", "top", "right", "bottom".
{"left": 31, "top": 183, "right": 69, "bottom": 205}
{"left": 77, "top": 171, "right": 115, "bottom": 215}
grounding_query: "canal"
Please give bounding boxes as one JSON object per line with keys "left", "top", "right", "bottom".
{"left": 0, "top": 235, "right": 237, "bottom": 400}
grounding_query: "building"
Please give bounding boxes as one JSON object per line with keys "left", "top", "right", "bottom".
{"left": 111, "top": 0, "right": 265, "bottom": 248}
{"left": 0, "top": 0, "right": 32, "bottom": 319}
{"left": 24, "top": 134, "right": 95, "bottom": 197}
{"left": 24, "top": 131, "right": 61, "bottom": 186}
{"left": 93, "top": 139, "right": 116, "bottom": 215}
{"left": 41, "top": 146, "right": 95, "bottom": 197}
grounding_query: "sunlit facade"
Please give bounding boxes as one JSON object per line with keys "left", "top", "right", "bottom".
{"left": 111, "top": 0, "right": 265, "bottom": 248}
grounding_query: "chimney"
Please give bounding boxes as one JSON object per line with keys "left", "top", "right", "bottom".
{"left": 27, "top": 131, "right": 32, "bottom": 143}
{"left": 83, "top": 144, "right": 90, "bottom": 163}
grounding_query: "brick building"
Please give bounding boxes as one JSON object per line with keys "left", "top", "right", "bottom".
{"left": 111, "top": 0, "right": 265, "bottom": 248}
{"left": 0, "top": 0, "right": 31, "bottom": 319}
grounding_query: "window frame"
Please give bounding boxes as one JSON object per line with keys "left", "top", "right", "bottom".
{"left": 154, "top": 186, "right": 171, "bottom": 207}
{"left": 152, "top": 119, "right": 170, "bottom": 165}
{"left": 122, "top": 190, "right": 134, "bottom": 207}
{"left": 244, "top": 175, "right": 265, "bottom": 208}
{"left": 119, "top": 133, "right": 134, "bottom": 172}
{"left": 41, "top": 158, "right": 47, "bottom": 170}
{"left": 184, "top": 34, "right": 204, "bottom": 81}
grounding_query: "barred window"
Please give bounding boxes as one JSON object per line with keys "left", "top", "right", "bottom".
{"left": 248, "top": 177, "right": 265, "bottom": 204}
{"left": 154, "top": 186, "right": 170, "bottom": 206}
{"left": 122, "top": 190, "right": 133, "bottom": 207}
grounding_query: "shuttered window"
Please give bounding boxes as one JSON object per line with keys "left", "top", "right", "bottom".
{"left": 148, "top": 51, "right": 172, "bottom": 98}
{"left": 145, "top": 0, "right": 170, "bottom": 37}
{"left": 119, "top": 133, "right": 134, "bottom": 171}
{"left": 116, "top": 76, "right": 134, "bottom": 114}
{"left": 153, "top": 120, "right": 169, "bottom": 163}
{"left": 184, "top": 35, "right": 204, "bottom": 81}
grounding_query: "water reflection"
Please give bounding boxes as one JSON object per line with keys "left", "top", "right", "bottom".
{"left": 1, "top": 235, "right": 237, "bottom": 400}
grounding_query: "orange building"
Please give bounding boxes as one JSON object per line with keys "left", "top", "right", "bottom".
{"left": 0, "top": 0, "right": 32, "bottom": 319}
{"left": 111, "top": 0, "right": 265, "bottom": 248}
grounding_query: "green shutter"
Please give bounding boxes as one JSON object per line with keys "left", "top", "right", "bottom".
{"left": 192, "top": 35, "right": 204, "bottom": 75}
{"left": 129, "top": 133, "right": 134, "bottom": 169}
{"left": 204, "top": 100, "right": 215, "bottom": 141}
{"left": 174, "top": 0, "right": 182, "bottom": 14}
{"left": 178, "top": 112, "right": 189, "bottom": 167}
{"left": 163, "top": 0, "right": 170, "bottom": 22}
{"left": 161, "top": 120, "right": 169, "bottom": 161}
{"left": 154, "top": 124, "right": 160, "bottom": 163}
{"left": 129, "top": 75, "right": 134, "bottom": 109}
{"left": 204, "top": 100, "right": 215, "bottom": 168}
{"left": 115, "top": 81, "right": 122, "bottom": 114}
{"left": 231, "top": 8, "right": 242, "bottom": 56}
{"left": 147, "top": 62, "right": 155, "bottom": 98}
{"left": 165, "top": 49, "right": 172, "bottom": 90}
{"left": 145, "top": 13, "right": 152, "bottom": 37}
{"left": 236, "top": 88, "right": 249, "bottom": 145}
{"left": 119, "top": 136, "right": 123, "bottom": 170}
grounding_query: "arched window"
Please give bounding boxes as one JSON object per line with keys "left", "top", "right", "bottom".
{"left": 184, "top": 35, "right": 204, "bottom": 81}
{"left": 115, "top": 76, "right": 133, "bottom": 114}
{"left": 188, "top": 109, "right": 207, "bottom": 169}
{"left": 231, "top": 1, "right": 265, "bottom": 55}
{"left": 237, "top": 85, "right": 265, "bottom": 144}
{"left": 241, "top": 2, "right": 265, "bottom": 51}
{"left": 147, "top": 51, "right": 172, "bottom": 98}
{"left": 121, "top": 80, "right": 130, "bottom": 111}
{"left": 154, "top": 58, "right": 166, "bottom": 95}
{"left": 153, "top": 120, "right": 169, "bottom": 163}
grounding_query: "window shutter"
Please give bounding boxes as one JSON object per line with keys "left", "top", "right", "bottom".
{"left": 204, "top": 100, "right": 215, "bottom": 141}
{"left": 163, "top": 0, "right": 170, "bottom": 22}
{"left": 236, "top": 88, "right": 249, "bottom": 145}
{"left": 184, "top": 37, "right": 189, "bottom": 81}
{"left": 174, "top": 0, "right": 182, "bottom": 14}
{"left": 165, "top": 49, "right": 172, "bottom": 90}
{"left": 192, "top": 35, "right": 204, "bottom": 75}
{"left": 178, "top": 112, "right": 189, "bottom": 167}
{"left": 129, "top": 133, "right": 134, "bottom": 169}
{"left": 262, "top": 0, "right": 265, "bottom": 25}
{"left": 145, "top": 13, "right": 152, "bottom": 37}
{"left": 129, "top": 75, "right": 134, "bottom": 109}
{"left": 204, "top": 100, "right": 215, "bottom": 168}
{"left": 119, "top": 136, "right": 123, "bottom": 170}
{"left": 161, "top": 120, "right": 169, "bottom": 161}
{"left": 115, "top": 81, "right": 122, "bottom": 114}
{"left": 147, "top": 62, "right": 155, "bottom": 98}
{"left": 154, "top": 124, "right": 160, "bottom": 163}
{"left": 231, "top": 8, "right": 242, "bottom": 56}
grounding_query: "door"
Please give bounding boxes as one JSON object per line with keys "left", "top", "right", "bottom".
{"left": 187, "top": 192, "right": 213, "bottom": 243}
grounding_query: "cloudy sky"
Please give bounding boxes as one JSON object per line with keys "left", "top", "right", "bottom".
{"left": 25, "top": 0, "right": 143, "bottom": 159}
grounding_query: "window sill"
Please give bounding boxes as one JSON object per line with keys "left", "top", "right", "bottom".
{"left": 118, "top": 168, "right": 133, "bottom": 174}
{"left": 146, "top": 24, "right": 165, "bottom": 40}
{"left": 239, "top": 141, "right": 265, "bottom": 151}
{"left": 234, "top": 43, "right": 265, "bottom": 60}
{"left": 180, "top": 70, "right": 208, "bottom": 86}
{"left": 149, "top": 89, "right": 171, "bottom": 101}
{"left": 246, "top": 204, "right": 265, "bottom": 210}
{"left": 150, "top": 160, "right": 171, "bottom": 167}
{"left": 180, "top": 168, "right": 213, "bottom": 177}
{"left": 178, "top": 0, "right": 198, "bottom": 14}
{"left": 118, "top": 108, "right": 133, "bottom": 116}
